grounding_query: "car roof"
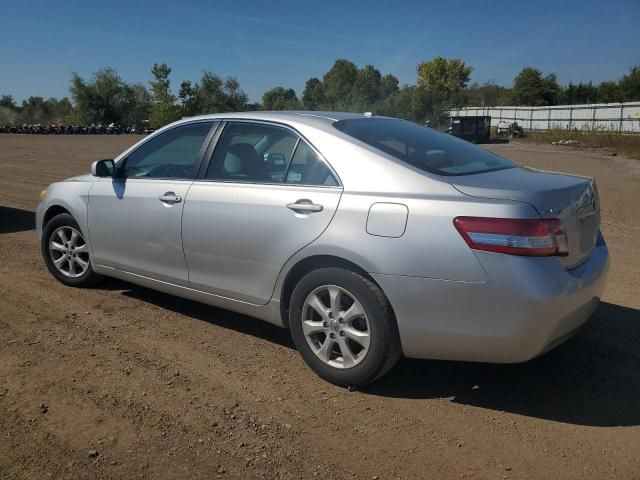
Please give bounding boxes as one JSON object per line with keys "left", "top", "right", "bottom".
{"left": 177, "top": 111, "right": 395, "bottom": 133}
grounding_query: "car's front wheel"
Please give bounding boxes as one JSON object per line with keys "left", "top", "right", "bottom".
{"left": 42, "top": 213, "right": 101, "bottom": 287}
{"left": 289, "top": 267, "right": 401, "bottom": 387}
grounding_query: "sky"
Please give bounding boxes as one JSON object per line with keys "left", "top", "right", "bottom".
{"left": 1, "top": 0, "right": 638, "bottom": 103}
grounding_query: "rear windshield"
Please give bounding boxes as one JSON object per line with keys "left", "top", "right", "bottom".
{"left": 334, "top": 118, "right": 516, "bottom": 176}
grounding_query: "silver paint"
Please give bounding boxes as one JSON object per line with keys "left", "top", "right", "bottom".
{"left": 36, "top": 111, "right": 609, "bottom": 362}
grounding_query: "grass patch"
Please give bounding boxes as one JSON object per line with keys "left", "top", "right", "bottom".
{"left": 518, "top": 128, "right": 640, "bottom": 160}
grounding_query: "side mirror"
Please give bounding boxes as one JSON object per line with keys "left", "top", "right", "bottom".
{"left": 91, "top": 159, "right": 115, "bottom": 177}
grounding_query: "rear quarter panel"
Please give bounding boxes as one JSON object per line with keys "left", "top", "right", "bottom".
{"left": 273, "top": 186, "right": 541, "bottom": 300}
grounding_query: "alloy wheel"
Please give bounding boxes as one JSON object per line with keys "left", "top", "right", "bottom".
{"left": 301, "top": 285, "right": 371, "bottom": 369}
{"left": 48, "top": 226, "right": 90, "bottom": 278}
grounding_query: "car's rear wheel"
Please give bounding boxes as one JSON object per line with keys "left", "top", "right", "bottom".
{"left": 289, "top": 267, "right": 401, "bottom": 387}
{"left": 42, "top": 213, "right": 101, "bottom": 287}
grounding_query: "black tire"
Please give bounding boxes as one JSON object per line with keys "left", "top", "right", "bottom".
{"left": 41, "top": 213, "right": 101, "bottom": 287}
{"left": 289, "top": 267, "right": 401, "bottom": 387}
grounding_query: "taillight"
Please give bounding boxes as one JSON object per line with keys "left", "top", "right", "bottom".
{"left": 453, "top": 217, "right": 569, "bottom": 257}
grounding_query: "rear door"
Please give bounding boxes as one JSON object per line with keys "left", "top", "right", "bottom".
{"left": 88, "top": 121, "right": 217, "bottom": 285}
{"left": 182, "top": 121, "right": 342, "bottom": 304}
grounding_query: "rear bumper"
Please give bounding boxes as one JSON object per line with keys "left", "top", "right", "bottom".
{"left": 372, "top": 233, "right": 609, "bottom": 362}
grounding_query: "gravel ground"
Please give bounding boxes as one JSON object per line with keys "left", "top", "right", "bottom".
{"left": 0, "top": 135, "right": 639, "bottom": 480}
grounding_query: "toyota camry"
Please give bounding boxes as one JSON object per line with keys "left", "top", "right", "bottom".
{"left": 37, "top": 111, "right": 609, "bottom": 386}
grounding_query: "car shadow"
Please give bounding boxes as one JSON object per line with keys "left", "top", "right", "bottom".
{"left": 96, "top": 278, "right": 295, "bottom": 350}
{"left": 363, "top": 302, "right": 640, "bottom": 427}
{"left": 0, "top": 206, "right": 35, "bottom": 234}
{"left": 94, "top": 279, "right": 640, "bottom": 427}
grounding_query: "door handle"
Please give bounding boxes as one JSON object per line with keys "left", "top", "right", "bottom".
{"left": 159, "top": 192, "right": 182, "bottom": 204}
{"left": 286, "top": 199, "right": 323, "bottom": 213}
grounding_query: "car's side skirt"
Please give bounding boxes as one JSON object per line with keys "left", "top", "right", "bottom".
{"left": 93, "top": 264, "right": 285, "bottom": 327}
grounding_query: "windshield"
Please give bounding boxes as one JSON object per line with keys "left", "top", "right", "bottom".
{"left": 334, "top": 118, "right": 516, "bottom": 176}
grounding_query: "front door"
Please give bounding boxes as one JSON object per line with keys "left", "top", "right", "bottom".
{"left": 182, "top": 121, "right": 342, "bottom": 304}
{"left": 88, "top": 121, "right": 216, "bottom": 286}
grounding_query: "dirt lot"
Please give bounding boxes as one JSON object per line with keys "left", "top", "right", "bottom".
{"left": 1, "top": 135, "right": 639, "bottom": 480}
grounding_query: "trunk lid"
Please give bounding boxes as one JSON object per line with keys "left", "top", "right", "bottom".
{"left": 446, "top": 166, "right": 600, "bottom": 268}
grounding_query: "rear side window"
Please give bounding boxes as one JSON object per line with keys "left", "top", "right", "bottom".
{"left": 334, "top": 118, "right": 515, "bottom": 176}
{"left": 206, "top": 122, "right": 298, "bottom": 183}
{"left": 286, "top": 142, "right": 338, "bottom": 186}
{"left": 205, "top": 121, "right": 338, "bottom": 186}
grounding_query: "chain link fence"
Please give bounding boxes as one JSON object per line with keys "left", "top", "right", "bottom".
{"left": 449, "top": 102, "right": 640, "bottom": 133}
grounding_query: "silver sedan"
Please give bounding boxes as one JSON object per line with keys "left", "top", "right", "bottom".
{"left": 37, "top": 112, "right": 609, "bottom": 386}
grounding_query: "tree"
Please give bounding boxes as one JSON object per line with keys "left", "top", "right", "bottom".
{"left": 262, "top": 87, "right": 301, "bottom": 110}
{"left": 302, "top": 78, "right": 325, "bottom": 110}
{"left": 322, "top": 59, "right": 359, "bottom": 108}
{"left": 9, "top": 58, "right": 639, "bottom": 129}
{"left": 562, "top": 82, "right": 597, "bottom": 105}
{"left": 539, "top": 73, "right": 563, "bottom": 105}
{"left": 305, "top": 62, "right": 401, "bottom": 113}
{"left": 353, "top": 65, "right": 382, "bottom": 105}
{"left": 0, "top": 95, "right": 16, "bottom": 110}
{"left": 410, "top": 87, "right": 432, "bottom": 123}
{"left": 198, "top": 72, "right": 225, "bottom": 113}
{"left": 13, "top": 96, "right": 72, "bottom": 124}
{"left": 222, "top": 77, "right": 249, "bottom": 112}
{"left": 619, "top": 64, "right": 640, "bottom": 101}
{"left": 0, "top": 107, "right": 15, "bottom": 125}
{"left": 200, "top": 73, "right": 248, "bottom": 113}
{"left": 69, "top": 68, "right": 151, "bottom": 126}
{"left": 121, "top": 84, "right": 151, "bottom": 126}
{"left": 511, "top": 67, "right": 561, "bottom": 106}
{"left": 53, "top": 97, "right": 73, "bottom": 122}
{"left": 69, "top": 73, "right": 94, "bottom": 123}
{"left": 16, "top": 96, "right": 47, "bottom": 124}
{"left": 378, "top": 85, "right": 418, "bottom": 120}
{"left": 0, "top": 95, "right": 17, "bottom": 124}
{"left": 178, "top": 72, "right": 249, "bottom": 116}
{"left": 148, "top": 63, "right": 179, "bottom": 128}
{"left": 380, "top": 74, "right": 400, "bottom": 99}
{"left": 178, "top": 80, "right": 199, "bottom": 116}
{"left": 415, "top": 57, "right": 473, "bottom": 124}
{"left": 596, "top": 81, "right": 622, "bottom": 103}
{"left": 465, "top": 81, "right": 511, "bottom": 106}
{"left": 416, "top": 57, "right": 472, "bottom": 100}
{"left": 70, "top": 67, "right": 132, "bottom": 124}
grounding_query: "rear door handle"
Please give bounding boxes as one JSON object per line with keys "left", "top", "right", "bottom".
{"left": 287, "top": 199, "right": 323, "bottom": 213}
{"left": 159, "top": 192, "right": 182, "bottom": 204}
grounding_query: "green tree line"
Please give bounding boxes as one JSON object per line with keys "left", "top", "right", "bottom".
{"left": 2, "top": 58, "right": 639, "bottom": 128}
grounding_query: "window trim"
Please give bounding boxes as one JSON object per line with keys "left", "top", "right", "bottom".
{"left": 282, "top": 137, "right": 301, "bottom": 182}
{"left": 195, "top": 119, "right": 342, "bottom": 189}
{"left": 114, "top": 120, "right": 220, "bottom": 182}
{"left": 283, "top": 137, "right": 338, "bottom": 187}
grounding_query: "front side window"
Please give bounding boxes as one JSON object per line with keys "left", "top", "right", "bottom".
{"left": 334, "top": 118, "right": 516, "bottom": 176}
{"left": 121, "top": 122, "right": 214, "bottom": 179}
{"left": 206, "top": 122, "right": 298, "bottom": 183}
